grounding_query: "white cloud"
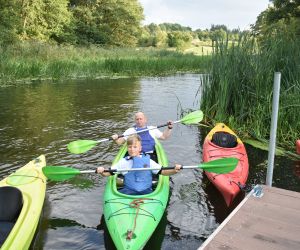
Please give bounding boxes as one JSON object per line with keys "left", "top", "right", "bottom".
{"left": 139, "top": 0, "right": 270, "bottom": 30}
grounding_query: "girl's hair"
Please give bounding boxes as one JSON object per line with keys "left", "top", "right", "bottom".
{"left": 126, "top": 134, "right": 141, "bottom": 145}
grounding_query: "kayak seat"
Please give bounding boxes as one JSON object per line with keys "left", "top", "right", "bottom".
{"left": 211, "top": 132, "right": 238, "bottom": 148}
{"left": 0, "top": 186, "right": 23, "bottom": 246}
{"left": 0, "top": 222, "right": 15, "bottom": 246}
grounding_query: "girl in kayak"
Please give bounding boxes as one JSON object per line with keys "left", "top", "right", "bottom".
{"left": 97, "top": 134, "right": 181, "bottom": 195}
{"left": 111, "top": 112, "right": 173, "bottom": 162}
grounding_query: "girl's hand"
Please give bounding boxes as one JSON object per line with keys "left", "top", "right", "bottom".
{"left": 97, "top": 167, "right": 105, "bottom": 174}
{"left": 111, "top": 134, "right": 119, "bottom": 140}
{"left": 174, "top": 164, "right": 182, "bottom": 173}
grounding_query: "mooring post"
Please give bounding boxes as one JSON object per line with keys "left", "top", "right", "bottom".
{"left": 266, "top": 72, "right": 281, "bottom": 186}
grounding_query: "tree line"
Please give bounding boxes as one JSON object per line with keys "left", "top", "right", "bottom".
{"left": 0, "top": 0, "right": 244, "bottom": 49}
{"left": 1, "top": 0, "right": 298, "bottom": 49}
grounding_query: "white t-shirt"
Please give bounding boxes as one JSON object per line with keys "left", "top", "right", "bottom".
{"left": 112, "top": 156, "right": 161, "bottom": 175}
{"left": 123, "top": 126, "right": 163, "bottom": 140}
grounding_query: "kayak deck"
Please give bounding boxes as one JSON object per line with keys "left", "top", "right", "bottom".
{"left": 0, "top": 155, "right": 47, "bottom": 250}
{"left": 103, "top": 140, "right": 169, "bottom": 250}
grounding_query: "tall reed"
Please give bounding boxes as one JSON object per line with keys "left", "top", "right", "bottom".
{"left": 200, "top": 33, "right": 300, "bottom": 150}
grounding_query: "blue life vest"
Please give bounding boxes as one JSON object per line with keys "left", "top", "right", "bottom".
{"left": 124, "top": 154, "right": 152, "bottom": 192}
{"left": 134, "top": 126, "right": 155, "bottom": 152}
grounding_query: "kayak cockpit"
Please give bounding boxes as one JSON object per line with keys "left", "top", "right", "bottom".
{"left": 0, "top": 186, "right": 23, "bottom": 247}
{"left": 212, "top": 132, "right": 238, "bottom": 148}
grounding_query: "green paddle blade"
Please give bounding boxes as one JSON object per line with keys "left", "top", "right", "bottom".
{"left": 180, "top": 110, "right": 203, "bottom": 125}
{"left": 43, "top": 166, "right": 81, "bottom": 181}
{"left": 199, "top": 157, "right": 239, "bottom": 174}
{"left": 67, "top": 140, "right": 98, "bottom": 154}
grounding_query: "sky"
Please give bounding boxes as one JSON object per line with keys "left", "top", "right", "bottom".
{"left": 139, "top": 0, "right": 271, "bottom": 30}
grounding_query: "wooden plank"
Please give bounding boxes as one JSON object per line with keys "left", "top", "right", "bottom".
{"left": 199, "top": 185, "right": 300, "bottom": 250}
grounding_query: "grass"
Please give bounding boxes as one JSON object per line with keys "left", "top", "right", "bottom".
{"left": 0, "top": 42, "right": 211, "bottom": 84}
{"left": 184, "top": 39, "right": 213, "bottom": 55}
{"left": 200, "top": 33, "right": 300, "bottom": 151}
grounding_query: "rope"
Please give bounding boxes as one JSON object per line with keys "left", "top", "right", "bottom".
{"left": 126, "top": 198, "right": 152, "bottom": 240}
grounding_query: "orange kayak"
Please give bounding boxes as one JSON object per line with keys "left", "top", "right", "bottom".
{"left": 203, "top": 123, "right": 249, "bottom": 206}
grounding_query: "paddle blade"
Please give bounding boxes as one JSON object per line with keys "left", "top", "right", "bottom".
{"left": 180, "top": 110, "right": 203, "bottom": 125}
{"left": 67, "top": 140, "right": 98, "bottom": 154}
{"left": 199, "top": 157, "right": 239, "bottom": 174}
{"left": 43, "top": 166, "right": 80, "bottom": 181}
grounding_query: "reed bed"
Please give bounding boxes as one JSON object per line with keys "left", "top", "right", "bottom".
{"left": 200, "top": 33, "right": 300, "bottom": 150}
{"left": 0, "top": 43, "right": 210, "bottom": 83}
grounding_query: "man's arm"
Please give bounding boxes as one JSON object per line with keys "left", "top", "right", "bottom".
{"left": 159, "top": 121, "right": 173, "bottom": 140}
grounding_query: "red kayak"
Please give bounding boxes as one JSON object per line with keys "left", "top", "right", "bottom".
{"left": 203, "top": 123, "right": 249, "bottom": 206}
{"left": 296, "top": 140, "right": 300, "bottom": 155}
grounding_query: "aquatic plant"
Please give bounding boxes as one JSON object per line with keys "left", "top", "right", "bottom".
{"left": 200, "top": 32, "right": 300, "bottom": 150}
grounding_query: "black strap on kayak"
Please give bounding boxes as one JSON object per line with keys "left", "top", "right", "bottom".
{"left": 231, "top": 181, "right": 253, "bottom": 192}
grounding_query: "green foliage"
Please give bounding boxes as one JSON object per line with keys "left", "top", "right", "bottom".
{"left": 19, "top": 0, "right": 71, "bottom": 41}
{"left": 253, "top": 0, "right": 300, "bottom": 38}
{"left": 0, "top": 0, "right": 249, "bottom": 48}
{"left": 0, "top": 0, "right": 144, "bottom": 47}
{"left": 200, "top": 31, "right": 300, "bottom": 150}
{"left": 139, "top": 24, "right": 168, "bottom": 47}
{"left": 167, "top": 31, "right": 193, "bottom": 50}
{"left": 0, "top": 0, "right": 21, "bottom": 46}
{"left": 158, "top": 23, "right": 192, "bottom": 32}
{"left": 0, "top": 43, "right": 211, "bottom": 83}
{"left": 71, "top": 0, "right": 144, "bottom": 46}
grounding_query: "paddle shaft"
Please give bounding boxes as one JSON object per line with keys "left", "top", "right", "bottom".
{"left": 71, "top": 165, "right": 196, "bottom": 174}
{"left": 96, "top": 121, "right": 179, "bottom": 143}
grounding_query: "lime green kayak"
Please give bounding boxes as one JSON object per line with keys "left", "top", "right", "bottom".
{"left": 103, "top": 140, "right": 169, "bottom": 250}
{"left": 0, "top": 155, "right": 47, "bottom": 250}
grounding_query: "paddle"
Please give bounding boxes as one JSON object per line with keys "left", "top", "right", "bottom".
{"left": 67, "top": 110, "right": 203, "bottom": 154}
{"left": 42, "top": 157, "right": 238, "bottom": 181}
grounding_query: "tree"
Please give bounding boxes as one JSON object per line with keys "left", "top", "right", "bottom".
{"left": 253, "top": 0, "right": 300, "bottom": 37}
{"left": 167, "top": 31, "right": 193, "bottom": 50}
{"left": 139, "top": 23, "right": 168, "bottom": 47}
{"left": 71, "top": 0, "right": 144, "bottom": 46}
{"left": 0, "top": 0, "right": 21, "bottom": 46}
{"left": 19, "top": 0, "right": 71, "bottom": 41}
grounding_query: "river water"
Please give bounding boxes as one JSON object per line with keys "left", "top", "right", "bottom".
{"left": 0, "top": 74, "right": 299, "bottom": 249}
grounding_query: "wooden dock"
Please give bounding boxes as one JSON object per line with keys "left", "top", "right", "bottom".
{"left": 199, "top": 185, "right": 300, "bottom": 250}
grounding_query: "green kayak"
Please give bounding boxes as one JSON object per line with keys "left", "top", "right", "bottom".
{"left": 103, "top": 139, "right": 169, "bottom": 250}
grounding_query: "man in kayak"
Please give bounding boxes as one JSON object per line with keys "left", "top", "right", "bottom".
{"left": 111, "top": 112, "right": 173, "bottom": 161}
{"left": 97, "top": 135, "right": 181, "bottom": 195}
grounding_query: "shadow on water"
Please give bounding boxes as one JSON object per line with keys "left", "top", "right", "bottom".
{"left": 202, "top": 178, "right": 245, "bottom": 223}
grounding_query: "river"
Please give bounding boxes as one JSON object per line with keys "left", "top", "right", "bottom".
{"left": 0, "top": 74, "right": 299, "bottom": 249}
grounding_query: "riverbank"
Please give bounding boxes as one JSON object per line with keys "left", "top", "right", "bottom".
{"left": 0, "top": 43, "right": 210, "bottom": 84}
